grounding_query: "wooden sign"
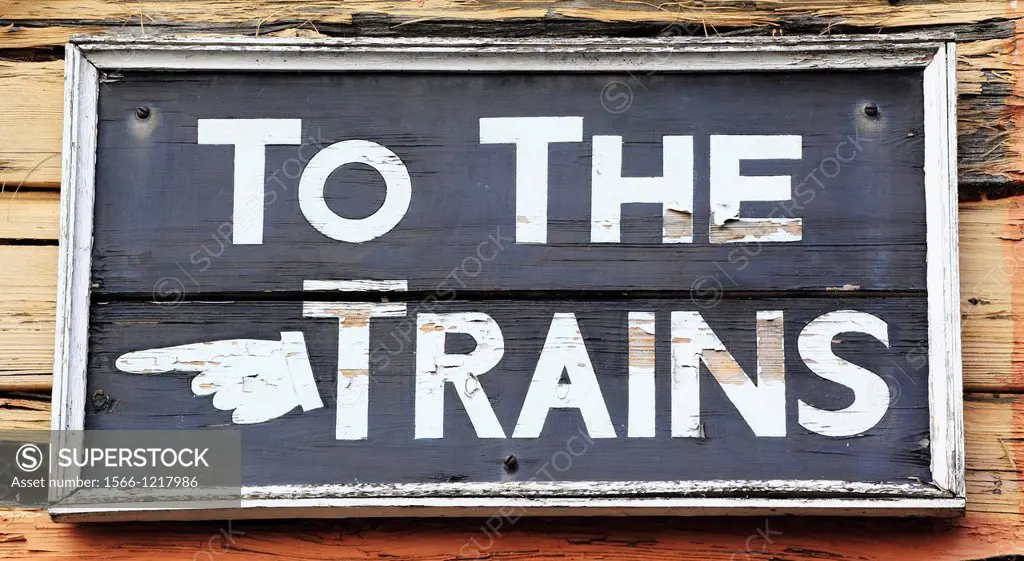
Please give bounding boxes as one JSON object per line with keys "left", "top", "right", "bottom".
{"left": 55, "top": 35, "right": 963, "bottom": 521}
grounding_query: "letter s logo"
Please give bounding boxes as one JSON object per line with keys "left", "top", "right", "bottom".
{"left": 16, "top": 444, "right": 43, "bottom": 472}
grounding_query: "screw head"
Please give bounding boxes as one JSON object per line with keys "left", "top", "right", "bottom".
{"left": 134, "top": 106, "right": 151, "bottom": 120}
{"left": 503, "top": 454, "right": 518, "bottom": 472}
{"left": 863, "top": 103, "right": 879, "bottom": 117}
{"left": 91, "top": 389, "right": 111, "bottom": 411}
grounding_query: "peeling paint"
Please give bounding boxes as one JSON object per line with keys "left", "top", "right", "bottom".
{"left": 710, "top": 219, "right": 803, "bottom": 243}
{"left": 671, "top": 311, "right": 786, "bottom": 437}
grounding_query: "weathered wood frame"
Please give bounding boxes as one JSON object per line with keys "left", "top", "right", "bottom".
{"left": 52, "top": 34, "right": 963, "bottom": 521}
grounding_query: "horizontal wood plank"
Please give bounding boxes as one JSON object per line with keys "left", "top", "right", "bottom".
{"left": 0, "top": 61, "right": 63, "bottom": 190}
{"left": 89, "top": 67, "right": 933, "bottom": 295}
{"left": 0, "top": 246, "right": 55, "bottom": 391}
{"left": 2, "top": 507, "right": 1021, "bottom": 560}
{"left": 959, "top": 195, "right": 1024, "bottom": 391}
{"left": 1, "top": 510, "right": 1019, "bottom": 560}
{"left": 0, "top": 392, "right": 1019, "bottom": 558}
{"left": 0, "top": 0, "right": 1014, "bottom": 30}
{"left": 0, "top": 25, "right": 106, "bottom": 49}
{"left": 0, "top": 191, "right": 59, "bottom": 241}
{"left": 87, "top": 297, "right": 934, "bottom": 485}
{"left": 1, "top": 196, "right": 1023, "bottom": 391}
{"left": 0, "top": 393, "right": 49, "bottom": 430}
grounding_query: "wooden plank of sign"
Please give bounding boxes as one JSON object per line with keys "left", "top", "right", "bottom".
{"left": 84, "top": 298, "right": 933, "bottom": 488}
{"left": 85, "top": 59, "right": 937, "bottom": 295}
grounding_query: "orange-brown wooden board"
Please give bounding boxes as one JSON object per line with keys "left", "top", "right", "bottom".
{"left": 2, "top": 510, "right": 1024, "bottom": 560}
{"left": 0, "top": 191, "right": 59, "bottom": 241}
{"left": 0, "top": 246, "right": 55, "bottom": 391}
{"left": 0, "top": 0, "right": 1013, "bottom": 31}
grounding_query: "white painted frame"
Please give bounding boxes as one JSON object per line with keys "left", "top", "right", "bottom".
{"left": 53, "top": 34, "right": 963, "bottom": 521}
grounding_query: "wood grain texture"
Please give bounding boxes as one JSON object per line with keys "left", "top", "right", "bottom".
{"left": 0, "top": 25, "right": 106, "bottom": 49}
{"left": 89, "top": 68, "right": 929, "bottom": 295}
{"left": 0, "top": 393, "right": 49, "bottom": 430}
{"left": 0, "top": 0, "right": 1013, "bottom": 30}
{"left": 959, "top": 195, "right": 1024, "bottom": 392}
{"left": 5, "top": 506, "right": 1024, "bottom": 560}
{"left": 0, "top": 191, "right": 59, "bottom": 241}
{"left": 2, "top": 196, "right": 1023, "bottom": 392}
{"left": 85, "top": 298, "right": 933, "bottom": 486}
{"left": 0, "top": 246, "right": 55, "bottom": 391}
{"left": 0, "top": 61, "right": 63, "bottom": 190}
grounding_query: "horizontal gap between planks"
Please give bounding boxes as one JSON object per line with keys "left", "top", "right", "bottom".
{"left": 0, "top": 48, "right": 64, "bottom": 63}
{"left": 91, "top": 288, "right": 928, "bottom": 304}
{"left": 0, "top": 238, "right": 58, "bottom": 246}
{"left": 958, "top": 180, "right": 1024, "bottom": 202}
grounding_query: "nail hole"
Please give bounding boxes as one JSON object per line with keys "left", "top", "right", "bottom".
{"left": 863, "top": 103, "right": 879, "bottom": 117}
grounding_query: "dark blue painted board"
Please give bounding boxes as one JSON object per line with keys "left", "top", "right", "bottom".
{"left": 91, "top": 70, "right": 926, "bottom": 296}
{"left": 86, "top": 298, "right": 930, "bottom": 486}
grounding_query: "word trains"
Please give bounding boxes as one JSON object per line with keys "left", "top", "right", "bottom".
{"left": 120, "top": 289, "right": 894, "bottom": 442}
{"left": 328, "top": 301, "right": 890, "bottom": 441}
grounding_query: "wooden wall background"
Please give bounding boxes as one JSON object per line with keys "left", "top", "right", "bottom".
{"left": 0, "top": 1, "right": 1022, "bottom": 559}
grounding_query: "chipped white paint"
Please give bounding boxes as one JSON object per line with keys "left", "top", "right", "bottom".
{"left": 514, "top": 313, "right": 615, "bottom": 439}
{"left": 115, "top": 332, "right": 324, "bottom": 424}
{"left": 709, "top": 135, "right": 803, "bottom": 242}
{"left": 78, "top": 35, "right": 952, "bottom": 73}
{"left": 479, "top": 116, "right": 584, "bottom": 244}
{"left": 50, "top": 43, "right": 98, "bottom": 505}
{"left": 415, "top": 312, "right": 507, "bottom": 439}
{"left": 797, "top": 310, "right": 891, "bottom": 437}
{"left": 299, "top": 139, "right": 412, "bottom": 243}
{"left": 197, "top": 118, "right": 302, "bottom": 245}
{"left": 924, "top": 42, "right": 965, "bottom": 497}
{"left": 627, "top": 312, "right": 656, "bottom": 438}
{"left": 303, "top": 279, "right": 408, "bottom": 292}
{"left": 671, "top": 311, "right": 786, "bottom": 437}
{"left": 303, "top": 298, "right": 407, "bottom": 440}
{"left": 591, "top": 136, "right": 694, "bottom": 243}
